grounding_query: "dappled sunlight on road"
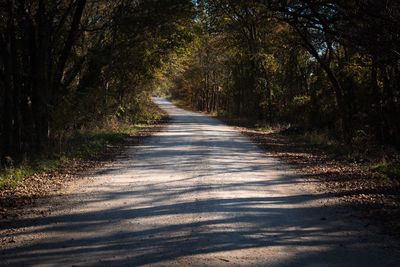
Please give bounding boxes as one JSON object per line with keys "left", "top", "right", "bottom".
{"left": 0, "top": 98, "right": 398, "bottom": 266}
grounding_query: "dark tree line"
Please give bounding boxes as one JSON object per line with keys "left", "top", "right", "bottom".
{"left": 266, "top": 0, "right": 400, "bottom": 144}
{"left": 170, "top": 0, "right": 400, "bottom": 149}
{"left": 2, "top": 0, "right": 399, "bottom": 164}
{"left": 0, "top": 0, "right": 195, "bottom": 164}
{"left": 0, "top": 0, "right": 87, "bottom": 159}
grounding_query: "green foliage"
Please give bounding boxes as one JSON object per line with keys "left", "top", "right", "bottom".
{"left": 0, "top": 107, "right": 163, "bottom": 190}
{"left": 0, "top": 0, "right": 195, "bottom": 164}
{"left": 371, "top": 162, "right": 400, "bottom": 180}
{"left": 1, "top": 0, "right": 399, "bottom": 179}
{"left": 168, "top": 0, "right": 400, "bottom": 155}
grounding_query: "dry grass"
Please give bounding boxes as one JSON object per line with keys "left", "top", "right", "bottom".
{"left": 0, "top": 105, "right": 169, "bottom": 220}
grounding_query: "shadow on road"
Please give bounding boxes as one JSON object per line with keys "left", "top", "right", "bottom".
{"left": 0, "top": 99, "right": 398, "bottom": 266}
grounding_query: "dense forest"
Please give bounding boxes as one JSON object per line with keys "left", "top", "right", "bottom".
{"left": 168, "top": 0, "right": 400, "bottom": 153}
{"left": 1, "top": 0, "right": 400, "bottom": 164}
{"left": 0, "top": 0, "right": 195, "bottom": 163}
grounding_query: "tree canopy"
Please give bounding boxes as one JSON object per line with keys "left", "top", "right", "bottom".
{"left": 169, "top": 0, "right": 400, "bottom": 150}
{"left": 0, "top": 0, "right": 195, "bottom": 162}
{"left": 1, "top": 0, "right": 399, "bottom": 163}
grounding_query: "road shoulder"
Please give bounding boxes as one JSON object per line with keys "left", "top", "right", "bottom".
{"left": 238, "top": 127, "right": 400, "bottom": 238}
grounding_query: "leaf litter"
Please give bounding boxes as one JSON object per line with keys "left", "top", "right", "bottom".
{"left": 0, "top": 114, "right": 169, "bottom": 245}
{"left": 241, "top": 128, "right": 400, "bottom": 236}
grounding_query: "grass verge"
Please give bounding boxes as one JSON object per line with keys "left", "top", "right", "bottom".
{"left": 0, "top": 105, "right": 166, "bottom": 191}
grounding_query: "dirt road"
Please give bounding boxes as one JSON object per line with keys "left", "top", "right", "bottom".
{"left": 1, "top": 98, "right": 399, "bottom": 266}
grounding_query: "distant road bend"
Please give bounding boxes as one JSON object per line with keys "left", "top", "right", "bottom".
{"left": 0, "top": 97, "right": 399, "bottom": 266}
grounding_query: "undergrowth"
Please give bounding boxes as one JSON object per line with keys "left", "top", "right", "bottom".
{"left": 0, "top": 105, "right": 165, "bottom": 190}
{"left": 224, "top": 115, "right": 399, "bottom": 181}
{"left": 282, "top": 130, "right": 400, "bottom": 181}
{"left": 171, "top": 97, "right": 400, "bottom": 182}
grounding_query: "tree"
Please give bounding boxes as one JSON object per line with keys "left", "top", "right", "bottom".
{"left": 172, "top": 0, "right": 400, "bottom": 149}
{"left": 0, "top": 0, "right": 196, "bottom": 163}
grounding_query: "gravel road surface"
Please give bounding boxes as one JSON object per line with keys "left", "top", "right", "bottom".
{"left": 1, "top": 97, "right": 399, "bottom": 266}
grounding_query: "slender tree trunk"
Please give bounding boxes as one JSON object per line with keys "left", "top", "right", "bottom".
{"left": 290, "top": 23, "right": 351, "bottom": 142}
{"left": 9, "top": 1, "right": 22, "bottom": 155}
{"left": 33, "top": 0, "right": 51, "bottom": 150}
{"left": 2, "top": 0, "right": 17, "bottom": 159}
{"left": 371, "top": 57, "right": 384, "bottom": 144}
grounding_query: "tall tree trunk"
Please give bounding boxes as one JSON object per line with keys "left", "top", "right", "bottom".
{"left": 33, "top": 0, "right": 50, "bottom": 150}
{"left": 9, "top": 0, "right": 22, "bottom": 155}
{"left": 290, "top": 23, "right": 351, "bottom": 142}
{"left": 2, "top": 0, "right": 17, "bottom": 159}
{"left": 52, "top": 0, "right": 87, "bottom": 100}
